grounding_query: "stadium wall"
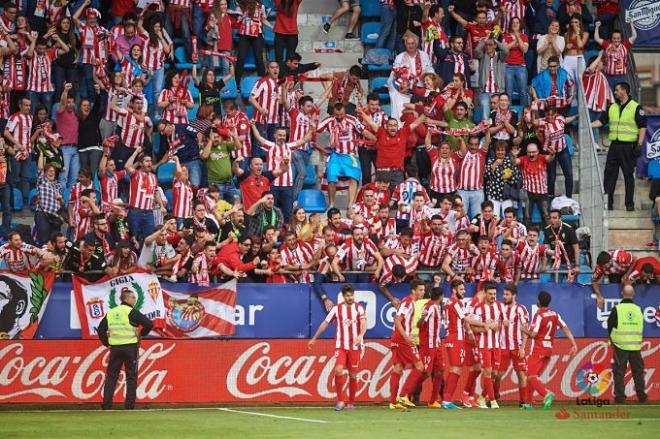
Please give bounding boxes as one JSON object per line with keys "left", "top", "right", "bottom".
{"left": 0, "top": 339, "right": 658, "bottom": 403}
{"left": 36, "top": 282, "right": 660, "bottom": 339}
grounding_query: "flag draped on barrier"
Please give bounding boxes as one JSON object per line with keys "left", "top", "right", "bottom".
{"left": 0, "top": 270, "right": 55, "bottom": 339}
{"left": 73, "top": 270, "right": 167, "bottom": 339}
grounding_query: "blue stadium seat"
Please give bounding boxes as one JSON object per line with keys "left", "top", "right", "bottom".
{"left": 241, "top": 76, "right": 260, "bottom": 100}
{"left": 268, "top": 48, "right": 275, "bottom": 62}
{"left": 365, "top": 48, "right": 392, "bottom": 72}
{"left": 263, "top": 27, "right": 275, "bottom": 46}
{"left": 188, "top": 104, "right": 199, "bottom": 121}
{"left": 244, "top": 48, "right": 257, "bottom": 70}
{"left": 381, "top": 104, "right": 391, "bottom": 117}
{"left": 565, "top": 134, "right": 574, "bottom": 156}
{"left": 12, "top": 188, "right": 23, "bottom": 211}
{"left": 584, "top": 50, "right": 600, "bottom": 63}
{"left": 370, "top": 76, "right": 389, "bottom": 101}
{"left": 164, "top": 189, "right": 173, "bottom": 211}
{"left": 245, "top": 105, "right": 254, "bottom": 119}
{"left": 303, "top": 161, "right": 317, "bottom": 187}
{"left": 531, "top": 204, "right": 542, "bottom": 224}
{"left": 577, "top": 265, "right": 592, "bottom": 285}
{"left": 188, "top": 78, "right": 199, "bottom": 100}
{"left": 562, "top": 213, "right": 580, "bottom": 224}
{"left": 539, "top": 273, "right": 552, "bottom": 283}
{"left": 157, "top": 162, "right": 176, "bottom": 185}
{"left": 221, "top": 78, "right": 239, "bottom": 100}
{"left": 360, "top": 0, "right": 380, "bottom": 18}
{"left": 174, "top": 46, "right": 192, "bottom": 70}
{"left": 28, "top": 188, "right": 38, "bottom": 212}
{"left": 297, "top": 189, "right": 327, "bottom": 213}
{"left": 262, "top": 0, "right": 275, "bottom": 17}
{"left": 649, "top": 159, "right": 660, "bottom": 180}
{"left": 232, "top": 28, "right": 239, "bottom": 43}
{"left": 361, "top": 22, "right": 381, "bottom": 45}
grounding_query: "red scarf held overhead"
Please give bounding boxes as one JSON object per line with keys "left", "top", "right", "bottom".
{"left": 551, "top": 223, "right": 575, "bottom": 282}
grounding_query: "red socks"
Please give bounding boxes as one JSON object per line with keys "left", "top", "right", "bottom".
{"left": 431, "top": 375, "right": 442, "bottom": 404}
{"left": 527, "top": 376, "right": 547, "bottom": 401}
{"left": 390, "top": 372, "right": 401, "bottom": 403}
{"left": 465, "top": 370, "right": 480, "bottom": 396}
{"left": 348, "top": 377, "right": 357, "bottom": 404}
{"left": 401, "top": 368, "right": 423, "bottom": 398}
{"left": 443, "top": 371, "right": 460, "bottom": 402}
{"left": 335, "top": 373, "right": 346, "bottom": 403}
{"left": 483, "top": 376, "right": 495, "bottom": 401}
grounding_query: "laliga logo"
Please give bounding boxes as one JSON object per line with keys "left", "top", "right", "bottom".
{"left": 380, "top": 302, "right": 397, "bottom": 330}
{"left": 625, "top": 0, "right": 660, "bottom": 31}
{"left": 576, "top": 361, "right": 612, "bottom": 396}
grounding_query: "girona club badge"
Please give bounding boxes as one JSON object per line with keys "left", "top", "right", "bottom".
{"left": 86, "top": 297, "right": 105, "bottom": 319}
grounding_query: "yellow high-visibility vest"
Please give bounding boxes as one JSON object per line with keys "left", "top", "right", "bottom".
{"left": 608, "top": 100, "right": 639, "bottom": 142}
{"left": 610, "top": 302, "right": 643, "bottom": 351}
{"left": 107, "top": 304, "right": 138, "bottom": 346}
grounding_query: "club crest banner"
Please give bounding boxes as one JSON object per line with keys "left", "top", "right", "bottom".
{"left": 0, "top": 270, "right": 55, "bottom": 339}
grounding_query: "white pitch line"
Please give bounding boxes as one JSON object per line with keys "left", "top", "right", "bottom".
{"left": 216, "top": 407, "right": 328, "bottom": 424}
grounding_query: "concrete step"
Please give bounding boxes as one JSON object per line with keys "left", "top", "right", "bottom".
{"left": 609, "top": 228, "right": 656, "bottom": 247}
{"left": 622, "top": 248, "right": 660, "bottom": 257}
{"left": 608, "top": 215, "right": 655, "bottom": 230}
{"left": 298, "top": 2, "right": 342, "bottom": 15}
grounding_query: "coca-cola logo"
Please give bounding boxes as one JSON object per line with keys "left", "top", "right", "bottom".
{"left": 0, "top": 343, "right": 174, "bottom": 401}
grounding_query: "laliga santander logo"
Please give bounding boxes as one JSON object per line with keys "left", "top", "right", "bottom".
{"left": 625, "top": 0, "right": 660, "bottom": 31}
{"left": 576, "top": 361, "right": 612, "bottom": 396}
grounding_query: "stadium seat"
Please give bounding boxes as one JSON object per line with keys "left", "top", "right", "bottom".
{"left": 188, "top": 78, "right": 199, "bottom": 100}
{"left": 244, "top": 48, "right": 257, "bottom": 70}
{"left": 297, "top": 189, "right": 327, "bottom": 213}
{"left": 245, "top": 105, "right": 254, "bottom": 119}
{"left": 303, "top": 161, "right": 317, "bottom": 187}
{"left": 268, "top": 48, "right": 275, "bottom": 62}
{"left": 12, "top": 188, "right": 23, "bottom": 211}
{"left": 157, "top": 162, "right": 176, "bottom": 185}
{"left": 174, "top": 46, "right": 193, "bottom": 70}
{"left": 584, "top": 50, "right": 600, "bottom": 63}
{"left": 263, "top": 27, "right": 275, "bottom": 46}
{"left": 262, "top": 0, "right": 275, "bottom": 17}
{"left": 28, "top": 188, "right": 38, "bottom": 212}
{"left": 649, "top": 159, "right": 660, "bottom": 180}
{"left": 241, "top": 76, "right": 260, "bottom": 100}
{"left": 531, "top": 204, "right": 542, "bottom": 224}
{"left": 221, "top": 78, "right": 239, "bottom": 99}
{"left": 164, "top": 188, "right": 173, "bottom": 211}
{"left": 370, "top": 76, "right": 389, "bottom": 101}
{"left": 360, "top": 0, "right": 380, "bottom": 18}
{"left": 188, "top": 104, "right": 199, "bottom": 121}
{"left": 561, "top": 213, "right": 581, "bottom": 225}
{"left": 361, "top": 22, "right": 381, "bottom": 45}
{"left": 365, "top": 48, "right": 392, "bottom": 72}
{"left": 381, "top": 104, "right": 391, "bottom": 117}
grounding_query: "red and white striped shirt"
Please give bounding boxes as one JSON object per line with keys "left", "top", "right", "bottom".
{"left": 419, "top": 300, "right": 442, "bottom": 349}
{"left": 118, "top": 110, "right": 152, "bottom": 149}
{"left": 591, "top": 249, "right": 634, "bottom": 282}
{"left": 583, "top": 69, "right": 614, "bottom": 112}
{"left": 27, "top": 49, "right": 56, "bottom": 93}
{"left": 537, "top": 115, "right": 567, "bottom": 153}
{"left": 351, "top": 201, "right": 379, "bottom": 220}
{"left": 99, "top": 170, "right": 127, "bottom": 203}
{"left": 483, "top": 55, "right": 499, "bottom": 93}
{"left": 172, "top": 180, "right": 194, "bottom": 218}
{"left": 250, "top": 77, "right": 280, "bottom": 125}
{"left": 261, "top": 140, "right": 294, "bottom": 187}
{"left": 104, "top": 87, "right": 124, "bottom": 122}
{"left": 444, "top": 296, "right": 467, "bottom": 342}
{"left": 516, "top": 240, "right": 547, "bottom": 279}
{"left": 6, "top": 113, "right": 33, "bottom": 160}
{"left": 391, "top": 295, "right": 416, "bottom": 345}
{"left": 0, "top": 77, "right": 10, "bottom": 119}
{"left": 237, "top": 2, "right": 266, "bottom": 37}
{"left": 518, "top": 154, "right": 548, "bottom": 195}
{"left": 502, "top": 0, "right": 527, "bottom": 31}
{"left": 421, "top": 19, "right": 448, "bottom": 64}
{"left": 501, "top": 302, "right": 529, "bottom": 350}
{"left": 69, "top": 182, "right": 93, "bottom": 208}
{"left": 419, "top": 232, "right": 451, "bottom": 268}
{"left": 472, "top": 249, "right": 499, "bottom": 280}
{"left": 169, "top": 0, "right": 192, "bottom": 7}
{"left": 368, "top": 217, "right": 397, "bottom": 244}
{"left": 380, "top": 254, "right": 419, "bottom": 286}
{"left": 325, "top": 302, "right": 366, "bottom": 351}
{"left": 288, "top": 107, "right": 312, "bottom": 144}
{"left": 128, "top": 170, "right": 158, "bottom": 210}
{"left": 79, "top": 24, "right": 107, "bottom": 64}
{"left": 142, "top": 38, "right": 166, "bottom": 70}
{"left": 336, "top": 237, "right": 379, "bottom": 271}
{"left": 474, "top": 301, "right": 504, "bottom": 349}
{"left": 316, "top": 115, "right": 364, "bottom": 155}
{"left": 280, "top": 241, "right": 315, "bottom": 283}
{"left": 222, "top": 111, "right": 251, "bottom": 159}
{"left": 445, "top": 243, "right": 479, "bottom": 277}
{"left": 429, "top": 153, "right": 459, "bottom": 194}
{"left": 530, "top": 307, "right": 566, "bottom": 355}
{"left": 74, "top": 205, "right": 94, "bottom": 240}
{"left": 0, "top": 243, "right": 39, "bottom": 272}
{"left": 457, "top": 149, "right": 487, "bottom": 191}
{"left": 159, "top": 88, "right": 193, "bottom": 125}
{"left": 601, "top": 40, "right": 632, "bottom": 76}
{"left": 496, "top": 253, "right": 518, "bottom": 282}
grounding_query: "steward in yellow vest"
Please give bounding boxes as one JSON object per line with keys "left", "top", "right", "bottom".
{"left": 97, "top": 288, "right": 154, "bottom": 410}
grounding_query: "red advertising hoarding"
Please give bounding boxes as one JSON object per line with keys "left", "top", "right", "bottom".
{"left": 0, "top": 339, "right": 658, "bottom": 403}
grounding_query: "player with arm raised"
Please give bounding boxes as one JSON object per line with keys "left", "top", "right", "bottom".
{"left": 309, "top": 284, "right": 367, "bottom": 411}
{"left": 524, "top": 290, "right": 578, "bottom": 409}
{"left": 389, "top": 280, "right": 427, "bottom": 409}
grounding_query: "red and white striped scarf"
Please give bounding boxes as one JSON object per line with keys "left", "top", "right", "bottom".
{"left": 190, "top": 253, "right": 210, "bottom": 286}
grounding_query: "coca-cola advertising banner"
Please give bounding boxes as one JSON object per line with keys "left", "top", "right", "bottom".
{"left": 1, "top": 339, "right": 658, "bottom": 403}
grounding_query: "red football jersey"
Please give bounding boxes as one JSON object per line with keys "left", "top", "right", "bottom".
{"left": 529, "top": 307, "right": 567, "bottom": 355}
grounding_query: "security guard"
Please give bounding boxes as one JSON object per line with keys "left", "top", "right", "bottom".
{"left": 592, "top": 81, "right": 647, "bottom": 211}
{"left": 97, "top": 288, "right": 153, "bottom": 410}
{"left": 607, "top": 285, "right": 648, "bottom": 404}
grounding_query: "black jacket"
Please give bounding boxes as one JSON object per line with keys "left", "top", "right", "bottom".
{"left": 97, "top": 302, "right": 154, "bottom": 346}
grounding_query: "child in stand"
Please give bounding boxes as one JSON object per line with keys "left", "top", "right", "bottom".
{"left": 266, "top": 248, "right": 286, "bottom": 283}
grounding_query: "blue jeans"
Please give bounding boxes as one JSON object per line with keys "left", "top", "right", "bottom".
{"left": 11, "top": 157, "right": 31, "bottom": 200}
{"left": 59, "top": 145, "right": 80, "bottom": 191}
{"left": 53, "top": 64, "right": 77, "bottom": 104}
{"left": 0, "top": 184, "right": 11, "bottom": 235}
{"left": 478, "top": 91, "right": 496, "bottom": 122}
{"left": 547, "top": 147, "right": 573, "bottom": 198}
{"left": 376, "top": 5, "right": 396, "bottom": 52}
{"left": 192, "top": 6, "right": 207, "bottom": 44}
{"left": 210, "top": 181, "right": 237, "bottom": 202}
{"left": 165, "top": 9, "right": 192, "bottom": 59}
{"left": 28, "top": 91, "right": 53, "bottom": 113}
{"left": 505, "top": 64, "right": 529, "bottom": 106}
{"left": 589, "top": 110, "right": 602, "bottom": 144}
{"left": 457, "top": 189, "right": 485, "bottom": 219}
{"left": 270, "top": 185, "right": 294, "bottom": 223}
{"left": 292, "top": 149, "right": 310, "bottom": 202}
{"left": 82, "top": 64, "right": 96, "bottom": 104}
{"left": 128, "top": 208, "right": 155, "bottom": 244}
{"left": 183, "top": 159, "right": 203, "bottom": 187}
{"left": 148, "top": 67, "right": 165, "bottom": 120}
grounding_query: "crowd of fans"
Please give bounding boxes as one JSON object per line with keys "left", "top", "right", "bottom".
{"left": 0, "top": 0, "right": 656, "bottom": 301}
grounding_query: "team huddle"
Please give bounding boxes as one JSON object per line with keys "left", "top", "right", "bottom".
{"left": 309, "top": 281, "right": 578, "bottom": 411}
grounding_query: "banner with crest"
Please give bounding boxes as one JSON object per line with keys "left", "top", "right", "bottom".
{"left": 0, "top": 270, "right": 55, "bottom": 339}
{"left": 72, "top": 270, "right": 166, "bottom": 339}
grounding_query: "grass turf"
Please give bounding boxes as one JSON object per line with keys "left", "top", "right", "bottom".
{"left": 1, "top": 404, "right": 659, "bottom": 438}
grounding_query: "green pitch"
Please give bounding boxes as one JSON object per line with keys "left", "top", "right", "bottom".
{"left": 1, "top": 405, "right": 659, "bottom": 438}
